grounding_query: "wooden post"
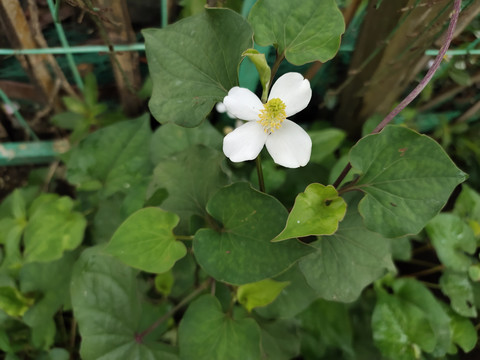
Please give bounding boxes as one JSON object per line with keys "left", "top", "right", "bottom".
{"left": 90, "top": 0, "right": 142, "bottom": 116}
{"left": 334, "top": 0, "right": 480, "bottom": 138}
{"left": 0, "top": 0, "right": 57, "bottom": 105}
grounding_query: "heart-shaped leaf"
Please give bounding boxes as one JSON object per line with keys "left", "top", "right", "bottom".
{"left": 65, "top": 115, "right": 152, "bottom": 197}
{"left": 440, "top": 270, "right": 477, "bottom": 318}
{"left": 425, "top": 213, "right": 476, "bottom": 272}
{"left": 372, "top": 278, "right": 451, "bottom": 359}
{"left": 248, "top": 0, "right": 345, "bottom": 65}
{"left": 24, "top": 194, "right": 86, "bottom": 264}
{"left": 150, "top": 121, "right": 222, "bottom": 164}
{"left": 193, "top": 182, "right": 313, "bottom": 285}
{"left": 148, "top": 145, "right": 229, "bottom": 234}
{"left": 350, "top": 125, "right": 467, "bottom": 238}
{"left": 144, "top": 8, "right": 253, "bottom": 127}
{"left": 237, "top": 279, "right": 289, "bottom": 312}
{"left": 274, "top": 183, "right": 346, "bottom": 241}
{"left": 178, "top": 295, "right": 261, "bottom": 360}
{"left": 299, "top": 193, "right": 394, "bottom": 302}
{"left": 106, "top": 208, "right": 186, "bottom": 274}
{"left": 71, "top": 246, "right": 178, "bottom": 360}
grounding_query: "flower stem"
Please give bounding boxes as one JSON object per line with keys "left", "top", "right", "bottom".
{"left": 256, "top": 155, "right": 266, "bottom": 192}
{"left": 332, "top": 0, "right": 462, "bottom": 189}
{"left": 134, "top": 278, "right": 211, "bottom": 343}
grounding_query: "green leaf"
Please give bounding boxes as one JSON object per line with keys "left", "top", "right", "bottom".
{"left": 440, "top": 270, "right": 477, "bottom": 318}
{"left": 446, "top": 306, "right": 478, "bottom": 353}
{"left": 178, "top": 295, "right": 261, "bottom": 360}
{"left": 65, "top": 115, "right": 152, "bottom": 196}
{"left": 350, "top": 125, "right": 467, "bottom": 238}
{"left": 259, "top": 320, "right": 300, "bottom": 360}
{"left": 309, "top": 128, "right": 346, "bottom": 164}
{"left": 237, "top": 279, "right": 289, "bottom": 312}
{"left": 372, "top": 278, "right": 451, "bottom": 359}
{"left": 144, "top": 8, "right": 253, "bottom": 127}
{"left": 469, "top": 264, "right": 480, "bottom": 282}
{"left": 255, "top": 264, "right": 319, "bottom": 319}
{"left": 299, "top": 193, "right": 394, "bottom": 302}
{"left": 0, "top": 286, "right": 34, "bottom": 317}
{"left": 19, "top": 251, "right": 77, "bottom": 350}
{"left": 248, "top": 0, "right": 345, "bottom": 65}
{"left": 274, "top": 184, "right": 346, "bottom": 241}
{"left": 298, "top": 299, "right": 354, "bottom": 358}
{"left": 150, "top": 121, "right": 222, "bottom": 164}
{"left": 106, "top": 208, "right": 186, "bottom": 274}
{"left": 454, "top": 184, "right": 480, "bottom": 237}
{"left": 194, "top": 183, "right": 313, "bottom": 285}
{"left": 242, "top": 49, "right": 271, "bottom": 101}
{"left": 62, "top": 96, "right": 87, "bottom": 115}
{"left": 390, "top": 237, "right": 412, "bottom": 261}
{"left": 23, "top": 194, "right": 86, "bottom": 263}
{"left": 71, "top": 246, "right": 178, "bottom": 360}
{"left": 148, "top": 145, "right": 229, "bottom": 234}
{"left": 154, "top": 271, "right": 174, "bottom": 297}
{"left": 425, "top": 213, "right": 476, "bottom": 271}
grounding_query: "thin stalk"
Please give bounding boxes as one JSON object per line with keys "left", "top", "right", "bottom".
{"left": 175, "top": 235, "right": 194, "bottom": 241}
{"left": 256, "top": 155, "right": 266, "bottom": 192}
{"left": 269, "top": 52, "right": 285, "bottom": 90}
{"left": 45, "top": 0, "right": 84, "bottom": 91}
{"left": 0, "top": 88, "right": 39, "bottom": 140}
{"left": 0, "top": 44, "right": 146, "bottom": 55}
{"left": 135, "top": 279, "right": 211, "bottom": 343}
{"left": 332, "top": 0, "right": 462, "bottom": 189}
{"left": 404, "top": 264, "right": 445, "bottom": 278}
{"left": 161, "top": 0, "right": 168, "bottom": 27}
{"left": 69, "top": 317, "right": 77, "bottom": 358}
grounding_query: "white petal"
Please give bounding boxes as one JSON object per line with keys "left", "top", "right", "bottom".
{"left": 215, "top": 102, "right": 227, "bottom": 113}
{"left": 223, "top": 121, "right": 268, "bottom": 162}
{"left": 265, "top": 120, "right": 312, "bottom": 168}
{"left": 223, "top": 87, "right": 263, "bottom": 121}
{"left": 268, "top": 72, "right": 312, "bottom": 117}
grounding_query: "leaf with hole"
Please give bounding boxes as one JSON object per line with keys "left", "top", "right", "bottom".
{"left": 299, "top": 193, "right": 394, "bottom": 302}
{"left": 274, "top": 184, "right": 346, "bottom": 241}
{"left": 194, "top": 182, "right": 313, "bottom": 285}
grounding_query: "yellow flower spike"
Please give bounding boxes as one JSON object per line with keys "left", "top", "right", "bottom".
{"left": 257, "top": 98, "right": 287, "bottom": 133}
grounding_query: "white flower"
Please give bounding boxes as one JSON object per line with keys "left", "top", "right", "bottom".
{"left": 215, "top": 102, "right": 235, "bottom": 119}
{"left": 222, "top": 72, "right": 312, "bottom": 168}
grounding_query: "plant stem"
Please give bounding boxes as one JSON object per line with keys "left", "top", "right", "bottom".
{"left": 175, "top": 235, "right": 194, "bottom": 241}
{"left": 69, "top": 317, "right": 77, "bottom": 358}
{"left": 135, "top": 279, "right": 211, "bottom": 343}
{"left": 404, "top": 264, "right": 445, "bottom": 278}
{"left": 332, "top": 0, "right": 462, "bottom": 189}
{"left": 256, "top": 155, "right": 266, "bottom": 192}
{"left": 269, "top": 51, "right": 285, "bottom": 90}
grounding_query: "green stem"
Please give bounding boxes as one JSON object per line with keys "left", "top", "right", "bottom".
{"left": 45, "top": 0, "right": 84, "bottom": 91}
{"left": 175, "top": 235, "right": 194, "bottom": 241}
{"left": 255, "top": 155, "right": 266, "bottom": 192}
{"left": 135, "top": 279, "right": 211, "bottom": 343}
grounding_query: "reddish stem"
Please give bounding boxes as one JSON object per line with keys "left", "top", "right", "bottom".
{"left": 333, "top": 0, "right": 462, "bottom": 189}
